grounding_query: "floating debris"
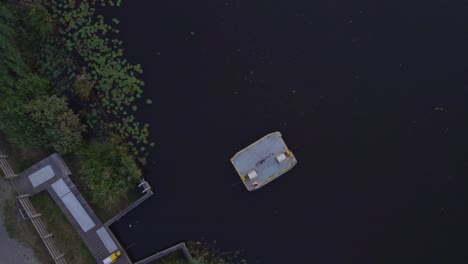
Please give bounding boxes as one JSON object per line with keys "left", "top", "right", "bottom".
{"left": 434, "top": 107, "right": 448, "bottom": 112}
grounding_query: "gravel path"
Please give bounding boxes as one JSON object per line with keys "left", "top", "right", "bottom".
{"left": 0, "top": 178, "right": 42, "bottom": 264}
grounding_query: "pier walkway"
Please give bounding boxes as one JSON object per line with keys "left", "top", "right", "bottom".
{"left": 1, "top": 152, "right": 132, "bottom": 264}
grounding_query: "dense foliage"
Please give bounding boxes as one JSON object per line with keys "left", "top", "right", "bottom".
{"left": 40, "top": 0, "right": 152, "bottom": 159}
{"left": 27, "top": 95, "right": 86, "bottom": 154}
{"left": 0, "top": 0, "right": 149, "bottom": 204}
{"left": 78, "top": 138, "right": 141, "bottom": 205}
{"left": 0, "top": 3, "right": 84, "bottom": 154}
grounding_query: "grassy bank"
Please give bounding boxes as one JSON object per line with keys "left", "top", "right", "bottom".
{"left": 31, "top": 193, "right": 95, "bottom": 264}
{"left": 2, "top": 192, "right": 51, "bottom": 263}
{"left": 2, "top": 191, "right": 95, "bottom": 264}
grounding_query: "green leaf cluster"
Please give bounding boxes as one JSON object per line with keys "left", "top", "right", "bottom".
{"left": 26, "top": 95, "right": 86, "bottom": 154}
{"left": 78, "top": 138, "right": 142, "bottom": 206}
{"left": 0, "top": 0, "right": 148, "bottom": 205}
{"left": 42, "top": 0, "right": 151, "bottom": 159}
{"left": 0, "top": 3, "right": 84, "bottom": 154}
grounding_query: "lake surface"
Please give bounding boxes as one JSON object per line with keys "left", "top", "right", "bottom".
{"left": 108, "top": 1, "right": 468, "bottom": 263}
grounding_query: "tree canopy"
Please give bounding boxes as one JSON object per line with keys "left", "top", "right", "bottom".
{"left": 0, "top": 3, "right": 84, "bottom": 153}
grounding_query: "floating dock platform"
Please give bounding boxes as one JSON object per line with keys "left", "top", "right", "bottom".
{"left": 231, "top": 132, "right": 297, "bottom": 191}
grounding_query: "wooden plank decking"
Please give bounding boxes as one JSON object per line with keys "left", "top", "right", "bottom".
{"left": 134, "top": 243, "right": 192, "bottom": 264}
{"left": 105, "top": 180, "right": 153, "bottom": 227}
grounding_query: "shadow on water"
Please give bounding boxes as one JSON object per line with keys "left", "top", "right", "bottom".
{"left": 106, "top": 0, "right": 468, "bottom": 263}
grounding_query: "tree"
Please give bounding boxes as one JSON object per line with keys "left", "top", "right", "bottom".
{"left": 0, "top": 5, "right": 54, "bottom": 147}
{"left": 26, "top": 95, "right": 86, "bottom": 153}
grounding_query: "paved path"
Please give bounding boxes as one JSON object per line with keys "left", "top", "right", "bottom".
{"left": 0, "top": 178, "right": 42, "bottom": 264}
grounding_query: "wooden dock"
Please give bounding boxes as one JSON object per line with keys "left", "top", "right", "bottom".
{"left": 0, "top": 151, "right": 188, "bottom": 264}
{"left": 2, "top": 153, "right": 133, "bottom": 264}
{"left": 134, "top": 243, "right": 192, "bottom": 264}
{"left": 105, "top": 179, "right": 153, "bottom": 227}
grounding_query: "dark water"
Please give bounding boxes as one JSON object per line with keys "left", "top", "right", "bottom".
{"left": 107, "top": 1, "right": 468, "bottom": 263}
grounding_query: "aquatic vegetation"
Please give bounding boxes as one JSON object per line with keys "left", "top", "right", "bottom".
{"left": 73, "top": 77, "right": 94, "bottom": 100}
{"left": 40, "top": 0, "right": 151, "bottom": 158}
{"left": 36, "top": 41, "right": 78, "bottom": 95}
{"left": 1, "top": 0, "right": 149, "bottom": 203}
{"left": 28, "top": 5, "right": 53, "bottom": 40}
{"left": 91, "top": 0, "right": 122, "bottom": 7}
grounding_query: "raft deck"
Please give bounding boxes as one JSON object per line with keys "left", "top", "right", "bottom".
{"left": 231, "top": 132, "right": 297, "bottom": 191}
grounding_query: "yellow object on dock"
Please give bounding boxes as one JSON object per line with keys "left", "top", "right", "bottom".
{"left": 102, "top": 250, "right": 122, "bottom": 264}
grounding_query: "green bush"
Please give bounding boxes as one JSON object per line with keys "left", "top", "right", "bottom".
{"left": 0, "top": 0, "right": 146, "bottom": 207}
{"left": 0, "top": 4, "right": 84, "bottom": 153}
{"left": 78, "top": 138, "right": 142, "bottom": 206}
{"left": 26, "top": 95, "right": 86, "bottom": 153}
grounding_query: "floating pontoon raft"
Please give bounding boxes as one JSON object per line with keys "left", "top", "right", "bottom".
{"left": 231, "top": 132, "right": 297, "bottom": 191}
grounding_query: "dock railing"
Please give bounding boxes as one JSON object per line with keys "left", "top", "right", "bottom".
{"left": 104, "top": 179, "right": 154, "bottom": 227}
{"left": 16, "top": 194, "right": 67, "bottom": 264}
{"left": 133, "top": 242, "right": 192, "bottom": 264}
{"left": 0, "top": 150, "right": 66, "bottom": 263}
{"left": 0, "top": 152, "right": 18, "bottom": 178}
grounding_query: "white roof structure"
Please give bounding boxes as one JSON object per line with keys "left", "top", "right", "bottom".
{"left": 51, "top": 178, "right": 95, "bottom": 232}
{"left": 96, "top": 227, "right": 118, "bottom": 253}
{"left": 29, "top": 165, "right": 55, "bottom": 187}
